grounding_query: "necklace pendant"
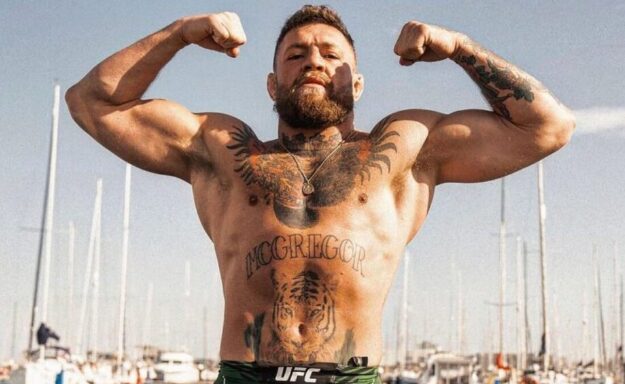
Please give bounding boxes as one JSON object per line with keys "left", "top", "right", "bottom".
{"left": 302, "top": 182, "right": 315, "bottom": 195}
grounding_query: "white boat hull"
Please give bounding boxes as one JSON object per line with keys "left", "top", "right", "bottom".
{"left": 10, "top": 361, "right": 87, "bottom": 384}
{"left": 154, "top": 369, "right": 199, "bottom": 384}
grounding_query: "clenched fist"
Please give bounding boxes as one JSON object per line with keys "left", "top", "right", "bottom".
{"left": 394, "top": 21, "right": 462, "bottom": 65}
{"left": 180, "top": 12, "right": 247, "bottom": 58}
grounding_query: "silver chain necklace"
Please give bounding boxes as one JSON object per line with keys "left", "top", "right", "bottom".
{"left": 279, "top": 132, "right": 354, "bottom": 196}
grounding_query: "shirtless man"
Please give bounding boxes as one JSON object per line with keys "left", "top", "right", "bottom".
{"left": 66, "top": 5, "right": 575, "bottom": 383}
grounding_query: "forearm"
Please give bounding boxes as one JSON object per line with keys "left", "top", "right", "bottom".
{"left": 70, "top": 20, "right": 187, "bottom": 105}
{"left": 451, "top": 35, "right": 570, "bottom": 127}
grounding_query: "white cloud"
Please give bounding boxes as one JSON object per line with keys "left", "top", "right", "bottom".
{"left": 573, "top": 106, "right": 625, "bottom": 135}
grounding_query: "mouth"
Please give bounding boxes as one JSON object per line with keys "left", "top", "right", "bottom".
{"left": 301, "top": 78, "right": 326, "bottom": 86}
{"left": 297, "top": 74, "right": 329, "bottom": 88}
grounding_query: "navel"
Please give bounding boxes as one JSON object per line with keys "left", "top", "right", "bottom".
{"left": 298, "top": 323, "right": 308, "bottom": 337}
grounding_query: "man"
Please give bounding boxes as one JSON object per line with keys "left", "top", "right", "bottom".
{"left": 66, "top": 5, "right": 574, "bottom": 383}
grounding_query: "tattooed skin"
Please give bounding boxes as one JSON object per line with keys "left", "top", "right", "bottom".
{"left": 243, "top": 313, "right": 265, "bottom": 360}
{"left": 333, "top": 329, "right": 356, "bottom": 364}
{"left": 265, "top": 269, "right": 337, "bottom": 363}
{"left": 243, "top": 270, "right": 357, "bottom": 364}
{"left": 244, "top": 233, "right": 366, "bottom": 279}
{"left": 355, "top": 116, "right": 400, "bottom": 184}
{"left": 227, "top": 120, "right": 399, "bottom": 229}
{"left": 453, "top": 39, "right": 536, "bottom": 121}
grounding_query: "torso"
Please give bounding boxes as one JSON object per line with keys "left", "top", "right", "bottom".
{"left": 189, "top": 115, "right": 435, "bottom": 365}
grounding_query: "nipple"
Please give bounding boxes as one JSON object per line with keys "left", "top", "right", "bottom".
{"left": 248, "top": 194, "right": 258, "bottom": 206}
{"left": 358, "top": 193, "right": 368, "bottom": 204}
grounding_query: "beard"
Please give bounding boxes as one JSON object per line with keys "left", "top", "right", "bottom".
{"left": 274, "top": 76, "right": 354, "bottom": 130}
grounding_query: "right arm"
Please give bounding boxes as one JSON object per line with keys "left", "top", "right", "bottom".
{"left": 65, "top": 12, "right": 246, "bottom": 181}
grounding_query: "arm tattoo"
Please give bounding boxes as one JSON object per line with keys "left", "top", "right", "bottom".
{"left": 453, "top": 38, "right": 537, "bottom": 121}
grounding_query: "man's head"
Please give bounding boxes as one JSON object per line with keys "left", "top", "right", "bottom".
{"left": 272, "top": 5, "right": 355, "bottom": 69}
{"left": 268, "top": 5, "right": 364, "bottom": 130}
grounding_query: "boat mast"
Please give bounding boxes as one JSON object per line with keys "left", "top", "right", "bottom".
{"left": 90, "top": 193, "right": 103, "bottom": 362}
{"left": 523, "top": 241, "right": 532, "bottom": 357}
{"left": 595, "top": 246, "right": 608, "bottom": 370}
{"left": 613, "top": 242, "right": 619, "bottom": 373}
{"left": 593, "top": 247, "right": 601, "bottom": 376}
{"left": 499, "top": 177, "right": 507, "bottom": 358}
{"left": 537, "top": 161, "right": 550, "bottom": 372}
{"left": 40, "top": 84, "right": 60, "bottom": 337}
{"left": 400, "top": 250, "right": 409, "bottom": 369}
{"left": 27, "top": 83, "right": 60, "bottom": 356}
{"left": 406, "top": 312, "right": 411, "bottom": 362}
{"left": 458, "top": 270, "right": 464, "bottom": 355}
{"left": 67, "top": 222, "right": 75, "bottom": 341}
{"left": 76, "top": 180, "right": 102, "bottom": 355}
{"left": 516, "top": 236, "right": 526, "bottom": 370}
{"left": 583, "top": 284, "right": 589, "bottom": 364}
{"left": 117, "top": 164, "right": 132, "bottom": 371}
{"left": 552, "top": 291, "right": 561, "bottom": 371}
{"left": 621, "top": 272, "right": 625, "bottom": 368}
{"left": 593, "top": 246, "right": 611, "bottom": 373}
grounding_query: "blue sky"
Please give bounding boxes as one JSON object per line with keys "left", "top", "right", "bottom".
{"left": 1, "top": 1, "right": 625, "bottom": 362}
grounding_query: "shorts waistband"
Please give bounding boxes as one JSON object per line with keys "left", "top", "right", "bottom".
{"left": 218, "top": 360, "right": 380, "bottom": 384}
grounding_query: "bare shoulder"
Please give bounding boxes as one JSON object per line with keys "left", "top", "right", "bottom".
{"left": 198, "top": 112, "right": 258, "bottom": 140}
{"left": 368, "top": 109, "right": 443, "bottom": 174}
{"left": 195, "top": 113, "right": 261, "bottom": 155}
{"left": 374, "top": 109, "right": 442, "bottom": 142}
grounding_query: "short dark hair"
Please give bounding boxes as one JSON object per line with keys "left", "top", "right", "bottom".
{"left": 273, "top": 5, "right": 355, "bottom": 68}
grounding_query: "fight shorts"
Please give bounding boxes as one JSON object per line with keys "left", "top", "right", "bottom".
{"left": 215, "top": 357, "right": 381, "bottom": 383}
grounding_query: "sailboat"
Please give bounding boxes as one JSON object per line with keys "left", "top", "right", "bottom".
{"left": 14, "top": 84, "right": 88, "bottom": 384}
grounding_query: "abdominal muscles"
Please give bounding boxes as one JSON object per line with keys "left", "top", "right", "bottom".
{"left": 267, "top": 269, "right": 336, "bottom": 363}
{"left": 242, "top": 267, "right": 360, "bottom": 365}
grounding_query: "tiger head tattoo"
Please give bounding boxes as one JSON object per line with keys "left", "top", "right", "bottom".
{"left": 266, "top": 269, "right": 337, "bottom": 363}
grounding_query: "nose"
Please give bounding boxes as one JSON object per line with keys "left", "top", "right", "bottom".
{"left": 303, "top": 48, "right": 325, "bottom": 72}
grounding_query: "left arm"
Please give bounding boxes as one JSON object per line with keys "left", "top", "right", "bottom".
{"left": 394, "top": 22, "right": 576, "bottom": 184}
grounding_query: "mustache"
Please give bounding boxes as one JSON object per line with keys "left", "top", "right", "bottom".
{"left": 293, "top": 71, "right": 332, "bottom": 88}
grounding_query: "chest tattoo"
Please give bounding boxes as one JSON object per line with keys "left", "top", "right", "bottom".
{"left": 226, "top": 119, "right": 399, "bottom": 229}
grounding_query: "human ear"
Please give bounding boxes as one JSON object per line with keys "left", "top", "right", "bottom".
{"left": 353, "top": 73, "right": 364, "bottom": 101}
{"left": 267, "top": 72, "right": 277, "bottom": 101}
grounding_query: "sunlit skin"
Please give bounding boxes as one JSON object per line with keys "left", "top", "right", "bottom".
{"left": 65, "top": 10, "right": 574, "bottom": 367}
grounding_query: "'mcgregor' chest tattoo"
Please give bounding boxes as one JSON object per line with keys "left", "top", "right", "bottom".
{"left": 226, "top": 118, "right": 399, "bottom": 229}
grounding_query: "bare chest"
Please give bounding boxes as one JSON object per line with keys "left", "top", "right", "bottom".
{"left": 219, "top": 125, "right": 402, "bottom": 231}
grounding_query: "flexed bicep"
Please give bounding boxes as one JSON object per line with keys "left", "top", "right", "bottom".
{"left": 422, "top": 109, "right": 555, "bottom": 184}
{"left": 66, "top": 12, "right": 247, "bottom": 182}
{"left": 66, "top": 91, "right": 205, "bottom": 181}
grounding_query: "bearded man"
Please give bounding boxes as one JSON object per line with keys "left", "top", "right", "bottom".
{"left": 66, "top": 5, "right": 574, "bottom": 383}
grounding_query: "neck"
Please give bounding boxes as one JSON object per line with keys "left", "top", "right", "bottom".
{"left": 278, "top": 116, "right": 354, "bottom": 152}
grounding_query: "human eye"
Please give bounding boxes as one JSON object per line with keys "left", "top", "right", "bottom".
{"left": 286, "top": 53, "right": 303, "bottom": 60}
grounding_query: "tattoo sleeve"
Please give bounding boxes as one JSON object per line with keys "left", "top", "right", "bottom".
{"left": 451, "top": 35, "right": 555, "bottom": 124}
